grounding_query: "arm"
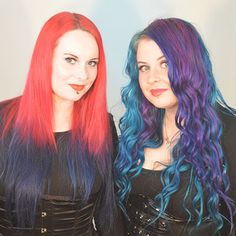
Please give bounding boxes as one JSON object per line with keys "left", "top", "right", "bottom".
{"left": 219, "top": 109, "right": 236, "bottom": 234}
{"left": 94, "top": 114, "right": 125, "bottom": 235}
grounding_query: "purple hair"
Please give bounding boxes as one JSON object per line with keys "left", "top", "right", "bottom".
{"left": 115, "top": 18, "right": 235, "bottom": 232}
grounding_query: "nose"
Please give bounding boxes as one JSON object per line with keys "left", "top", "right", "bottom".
{"left": 147, "top": 68, "right": 162, "bottom": 84}
{"left": 74, "top": 64, "right": 88, "bottom": 81}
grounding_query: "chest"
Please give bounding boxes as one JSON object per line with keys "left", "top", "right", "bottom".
{"left": 142, "top": 144, "right": 172, "bottom": 170}
{"left": 130, "top": 169, "right": 208, "bottom": 219}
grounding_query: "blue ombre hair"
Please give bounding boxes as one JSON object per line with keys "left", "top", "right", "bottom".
{"left": 115, "top": 18, "right": 235, "bottom": 232}
{"left": 0, "top": 12, "right": 115, "bottom": 232}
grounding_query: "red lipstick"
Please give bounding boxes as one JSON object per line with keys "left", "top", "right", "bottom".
{"left": 150, "top": 88, "right": 168, "bottom": 97}
{"left": 69, "top": 84, "right": 85, "bottom": 92}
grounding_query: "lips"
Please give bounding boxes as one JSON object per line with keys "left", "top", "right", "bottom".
{"left": 150, "top": 88, "right": 168, "bottom": 97}
{"left": 69, "top": 84, "right": 85, "bottom": 92}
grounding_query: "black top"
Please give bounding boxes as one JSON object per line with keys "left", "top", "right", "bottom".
{"left": 0, "top": 100, "right": 119, "bottom": 236}
{"left": 126, "top": 107, "right": 236, "bottom": 235}
{"left": 131, "top": 168, "right": 197, "bottom": 219}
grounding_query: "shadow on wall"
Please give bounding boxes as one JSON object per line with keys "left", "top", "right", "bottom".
{"left": 91, "top": 0, "right": 176, "bottom": 127}
{"left": 92, "top": 0, "right": 143, "bottom": 127}
{"left": 205, "top": 0, "right": 236, "bottom": 107}
{"left": 0, "top": 1, "right": 32, "bottom": 101}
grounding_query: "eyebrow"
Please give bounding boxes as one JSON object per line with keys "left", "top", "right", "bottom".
{"left": 89, "top": 58, "right": 99, "bottom": 61}
{"left": 157, "top": 55, "right": 165, "bottom": 61}
{"left": 64, "top": 53, "right": 99, "bottom": 61}
{"left": 137, "top": 55, "right": 165, "bottom": 64}
{"left": 64, "top": 53, "right": 78, "bottom": 58}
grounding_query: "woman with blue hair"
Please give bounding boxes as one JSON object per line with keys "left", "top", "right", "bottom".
{"left": 115, "top": 18, "right": 236, "bottom": 235}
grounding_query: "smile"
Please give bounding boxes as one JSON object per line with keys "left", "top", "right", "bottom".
{"left": 150, "top": 88, "right": 168, "bottom": 97}
{"left": 69, "top": 84, "right": 86, "bottom": 92}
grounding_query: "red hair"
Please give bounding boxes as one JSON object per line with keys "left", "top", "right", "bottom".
{"left": 2, "top": 12, "right": 111, "bottom": 157}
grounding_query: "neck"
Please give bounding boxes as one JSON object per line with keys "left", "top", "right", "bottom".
{"left": 164, "top": 105, "right": 178, "bottom": 127}
{"left": 52, "top": 96, "right": 74, "bottom": 132}
{"left": 163, "top": 106, "right": 179, "bottom": 146}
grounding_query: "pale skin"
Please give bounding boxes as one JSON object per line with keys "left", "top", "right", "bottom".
{"left": 51, "top": 29, "right": 99, "bottom": 132}
{"left": 137, "top": 38, "right": 179, "bottom": 170}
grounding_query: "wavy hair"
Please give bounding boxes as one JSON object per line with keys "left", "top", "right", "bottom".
{"left": 0, "top": 12, "right": 114, "bottom": 230}
{"left": 115, "top": 18, "right": 235, "bottom": 232}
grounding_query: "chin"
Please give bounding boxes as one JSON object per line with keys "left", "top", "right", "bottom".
{"left": 151, "top": 102, "right": 176, "bottom": 110}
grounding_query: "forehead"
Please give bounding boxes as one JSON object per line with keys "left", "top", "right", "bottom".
{"left": 54, "top": 29, "right": 99, "bottom": 57}
{"left": 137, "top": 38, "right": 163, "bottom": 60}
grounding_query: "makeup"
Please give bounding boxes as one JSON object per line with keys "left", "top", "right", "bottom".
{"left": 150, "top": 88, "right": 168, "bottom": 97}
{"left": 69, "top": 84, "right": 85, "bottom": 93}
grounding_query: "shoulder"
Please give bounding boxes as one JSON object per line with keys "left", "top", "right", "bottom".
{"left": 0, "top": 97, "right": 20, "bottom": 134}
{"left": 108, "top": 113, "right": 117, "bottom": 139}
{"left": 108, "top": 112, "right": 117, "bottom": 124}
{"left": 217, "top": 105, "right": 236, "bottom": 134}
{"left": 0, "top": 96, "right": 20, "bottom": 113}
{"left": 108, "top": 113, "right": 119, "bottom": 157}
{"left": 108, "top": 113, "right": 118, "bottom": 134}
{"left": 216, "top": 104, "right": 236, "bottom": 161}
{"left": 108, "top": 112, "right": 114, "bottom": 121}
{"left": 217, "top": 105, "right": 236, "bottom": 199}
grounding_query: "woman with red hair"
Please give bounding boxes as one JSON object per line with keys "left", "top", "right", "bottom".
{"left": 0, "top": 12, "right": 118, "bottom": 235}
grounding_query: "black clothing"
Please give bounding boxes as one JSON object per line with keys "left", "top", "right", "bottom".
{"left": 0, "top": 194, "right": 99, "bottom": 236}
{"left": 125, "top": 108, "right": 236, "bottom": 236}
{"left": 0, "top": 100, "right": 119, "bottom": 236}
{"left": 126, "top": 194, "right": 217, "bottom": 236}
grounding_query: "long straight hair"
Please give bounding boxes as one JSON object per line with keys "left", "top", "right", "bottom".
{"left": 115, "top": 18, "right": 235, "bottom": 232}
{"left": 0, "top": 12, "right": 114, "bottom": 230}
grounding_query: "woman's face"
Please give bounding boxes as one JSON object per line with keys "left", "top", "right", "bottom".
{"left": 137, "top": 38, "right": 178, "bottom": 110}
{"left": 51, "top": 29, "right": 99, "bottom": 103}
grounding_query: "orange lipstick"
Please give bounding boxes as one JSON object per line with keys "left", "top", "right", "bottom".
{"left": 69, "top": 84, "right": 85, "bottom": 92}
{"left": 150, "top": 88, "right": 168, "bottom": 97}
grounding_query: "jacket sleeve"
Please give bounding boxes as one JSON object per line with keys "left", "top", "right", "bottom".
{"left": 93, "top": 114, "right": 125, "bottom": 235}
{"left": 109, "top": 113, "right": 119, "bottom": 162}
{"left": 219, "top": 108, "right": 236, "bottom": 234}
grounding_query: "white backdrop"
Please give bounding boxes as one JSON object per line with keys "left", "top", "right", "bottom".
{"left": 0, "top": 0, "right": 235, "bottom": 125}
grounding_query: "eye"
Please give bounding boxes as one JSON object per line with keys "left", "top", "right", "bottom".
{"left": 138, "top": 65, "right": 150, "bottom": 72}
{"left": 88, "top": 60, "right": 98, "bottom": 67}
{"left": 65, "top": 57, "right": 77, "bottom": 64}
{"left": 160, "top": 60, "right": 168, "bottom": 69}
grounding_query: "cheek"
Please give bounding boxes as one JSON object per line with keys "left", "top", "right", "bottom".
{"left": 51, "top": 68, "right": 67, "bottom": 93}
{"left": 167, "top": 90, "right": 178, "bottom": 105}
{"left": 138, "top": 77, "right": 146, "bottom": 93}
{"left": 172, "top": 92, "right": 178, "bottom": 103}
{"left": 56, "top": 66, "right": 71, "bottom": 79}
{"left": 52, "top": 60, "right": 72, "bottom": 79}
{"left": 86, "top": 69, "right": 97, "bottom": 89}
{"left": 51, "top": 77, "right": 57, "bottom": 94}
{"left": 90, "top": 68, "right": 98, "bottom": 79}
{"left": 139, "top": 83, "right": 151, "bottom": 102}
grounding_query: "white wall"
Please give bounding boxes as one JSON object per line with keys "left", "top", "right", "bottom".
{"left": 0, "top": 0, "right": 235, "bottom": 125}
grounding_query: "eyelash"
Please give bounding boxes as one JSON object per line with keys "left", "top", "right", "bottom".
{"left": 138, "top": 61, "right": 168, "bottom": 72}
{"left": 160, "top": 60, "right": 168, "bottom": 68}
{"left": 138, "top": 65, "right": 149, "bottom": 72}
{"left": 65, "top": 57, "right": 77, "bottom": 64}
{"left": 88, "top": 61, "right": 98, "bottom": 67}
{"left": 65, "top": 57, "right": 98, "bottom": 67}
